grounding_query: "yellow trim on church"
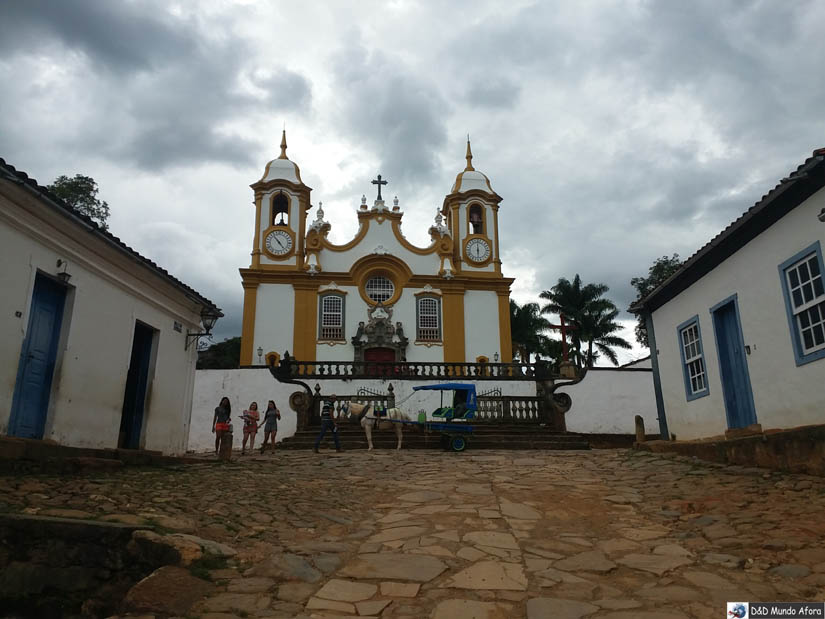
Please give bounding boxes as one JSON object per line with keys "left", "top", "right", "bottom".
{"left": 442, "top": 291, "right": 466, "bottom": 363}
{"left": 240, "top": 282, "right": 259, "bottom": 365}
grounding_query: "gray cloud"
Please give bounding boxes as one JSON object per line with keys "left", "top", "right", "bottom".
{"left": 330, "top": 40, "right": 448, "bottom": 189}
{"left": 0, "top": 0, "right": 195, "bottom": 71}
{"left": 0, "top": 1, "right": 312, "bottom": 170}
{"left": 465, "top": 77, "right": 521, "bottom": 109}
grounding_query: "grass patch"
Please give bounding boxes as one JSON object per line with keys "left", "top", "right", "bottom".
{"left": 188, "top": 554, "right": 228, "bottom": 581}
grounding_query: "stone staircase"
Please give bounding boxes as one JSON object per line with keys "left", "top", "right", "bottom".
{"left": 277, "top": 424, "right": 591, "bottom": 451}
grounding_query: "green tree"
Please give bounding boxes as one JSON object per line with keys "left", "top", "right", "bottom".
{"left": 196, "top": 337, "right": 241, "bottom": 369}
{"left": 576, "top": 305, "right": 632, "bottom": 366}
{"left": 539, "top": 274, "right": 631, "bottom": 367}
{"left": 47, "top": 174, "right": 111, "bottom": 230}
{"left": 630, "top": 254, "right": 683, "bottom": 347}
{"left": 509, "top": 299, "right": 553, "bottom": 363}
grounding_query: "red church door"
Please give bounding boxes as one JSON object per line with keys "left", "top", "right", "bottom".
{"left": 364, "top": 347, "right": 395, "bottom": 376}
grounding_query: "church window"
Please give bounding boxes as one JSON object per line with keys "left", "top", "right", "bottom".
{"left": 677, "top": 316, "right": 708, "bottom": 401}
{"left": 417, "top": 296, "right": 441, "bottom": 341}
{"left": 779, "top": 242, "right": 825, "bottom": 365}
{"left": 319, "top": 294, "right": 344, "bottom": 340}
{"left": 271, "top": 192, "right": 289, "bottom": 226}
{"left": 365, "top": 276, "right": 395, "bottom": 303}
{"left": 469, "top": 204, "right": 484, "bottom": 235}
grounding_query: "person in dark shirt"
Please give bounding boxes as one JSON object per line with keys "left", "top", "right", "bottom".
{"left": 212, "top": 396, "right": 231, "bottom": 455}
{"left": 314, "top": 394, "right": 342, "bottom": 453}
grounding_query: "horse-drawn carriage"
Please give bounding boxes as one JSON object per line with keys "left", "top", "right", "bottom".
{"left": 410, "top": 383, "right": 476, "bottom": 452}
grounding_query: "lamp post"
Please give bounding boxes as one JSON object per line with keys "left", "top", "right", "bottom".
{"left": 257, "top": 346, "right": 263, "bottom": 364}
{"left": 493, "top": 352, "right": 499, "bottom": 363}
{"left": 185, "top": 307, "right": 221, "bottom": 350}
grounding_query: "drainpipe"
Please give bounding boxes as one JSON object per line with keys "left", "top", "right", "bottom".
{"left": 645, "top": 311, "right": 670, "bottom": 440}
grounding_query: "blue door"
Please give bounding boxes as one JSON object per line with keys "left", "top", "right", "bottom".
{"left": 711, "top": 297, "right": 757, "bottom": 429}
{"left": 118, "top": 322, "right": 155, "bottom": 449}
{"left": 9, "top": 274, "right": 67, "bottom": 438}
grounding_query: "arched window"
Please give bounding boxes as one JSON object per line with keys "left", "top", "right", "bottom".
{"left": 319, "top": 294, "right": 345, "bottom": 340}
{"left": 271, "top": 192, "right": 289, "bottom": 226}
{"left": 416, "top": 296, "right": 441, "bottom": 341}
{"left": 469, "top": 204, "right": 483, "bottom": 234}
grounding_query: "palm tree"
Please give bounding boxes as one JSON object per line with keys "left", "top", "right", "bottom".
{"left": 539, "top": 274, "right": 631, "bottom": 367}
{"left": 509, "top": 300, "right": 553, "bottom": 363}
{"left": 576, "top": 305, "right": 632, "bottom": 367}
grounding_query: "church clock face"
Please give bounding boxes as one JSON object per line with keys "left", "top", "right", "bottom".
{"left": 466, "top": 238, "right": 491, "bottom": 263}
{"left": 265, "top": 229, "right": 293, "bottom": 256}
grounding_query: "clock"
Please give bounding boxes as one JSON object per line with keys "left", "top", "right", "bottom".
{"left": 265, "top": 229, "right": 293, "bottom": 256}
{"left": 465, "top": 238, "right": 491, "bottom": 263}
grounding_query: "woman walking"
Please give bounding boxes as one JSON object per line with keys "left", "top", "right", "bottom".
{"left": 241, "top": 401, "right": 260, "bottom": 454}
{"left": 212, "top": 396, "right": 232, "bottom": 456}
{"left": 260, "top": 400, "right": 281, "bottom": 454}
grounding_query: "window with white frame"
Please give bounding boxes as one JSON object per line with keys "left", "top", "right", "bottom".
{"left": 782, "top": 248, "right": 825, "bottom": 359}
{"left": 365, "top": 276, "right": 394, "bottom": 303}
{"left": 678, "top": 318, "right": 708, "bottom": 399}
{"left": 319, "top": 294, "right": 344, "bottom": 340}
{"left": 416, "top": 296, "right": 441, "bottom": 341}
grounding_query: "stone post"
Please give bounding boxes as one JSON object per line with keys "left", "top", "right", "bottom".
{"left": 634, "top": 415, "right": 646, "bottom": 445}
{"left": 218, "top": 428, "right": 233, "bottom": 461}
{"left": 289, "top": 391, "right": 314, "bottom": 431}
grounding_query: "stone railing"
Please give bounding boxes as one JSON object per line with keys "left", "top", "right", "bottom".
{"left": 476, "top": 396, "right": 546, "bottom": 424}
{"left": 274, "top": 358, "right": 555, "bottom": 381}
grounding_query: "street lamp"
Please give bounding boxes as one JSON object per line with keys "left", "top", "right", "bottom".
{"left": 257, "top": 346, "right": 263, "bottom": 364}
{"left": 185, "top": 307, "right": 222, "bottom": 350}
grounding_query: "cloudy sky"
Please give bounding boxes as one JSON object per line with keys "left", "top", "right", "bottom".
{"left": 3, "top": 0, "right": 825, "bottom": 364}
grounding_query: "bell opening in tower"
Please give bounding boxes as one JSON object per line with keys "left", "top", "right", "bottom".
{"left": 272, "top": 192, "right": 289, "bottom": 226}
{"left": 469, "top": 204, "right": 483, "bottom": 234}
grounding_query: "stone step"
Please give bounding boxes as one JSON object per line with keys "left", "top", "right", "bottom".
{"left": 286, "top": 430, "right": 587, "bottom": 441}
{"left": 276, "top": 430, "right": 591, "bottom": 451}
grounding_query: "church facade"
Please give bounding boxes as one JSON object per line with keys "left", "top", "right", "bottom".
{"left": 239, "top": 133, "right": 514, "bottom": 366}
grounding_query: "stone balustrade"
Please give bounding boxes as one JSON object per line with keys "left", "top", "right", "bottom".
{"left": 273, "top": 359, "right": 555, "bottom": 381}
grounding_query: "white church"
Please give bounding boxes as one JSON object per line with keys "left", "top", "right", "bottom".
{"left": 238, "top": 132, "right": 514, "bottom": 366}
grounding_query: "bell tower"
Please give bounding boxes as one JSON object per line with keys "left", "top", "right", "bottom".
{"left": 442, "top": 139, "right": 503, "bottom": 274}
{"left": 248, "top": 130, "right": 312, "bottom": 272}
{"left": 240, "top": 130, "right": 313, "bottom": 365}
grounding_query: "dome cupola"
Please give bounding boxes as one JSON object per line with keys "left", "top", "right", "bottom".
{"left": 258, "top": 130, "right": 305, "bottom": 185}
{"left": 451, "top": 138, "right": 495, "bottom": 194}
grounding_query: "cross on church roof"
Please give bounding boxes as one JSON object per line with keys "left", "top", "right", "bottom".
{"left": 371, "top": 174, "right": 388, "bottom": 201}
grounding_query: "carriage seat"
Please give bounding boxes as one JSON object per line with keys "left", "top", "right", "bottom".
{"left": 432, "top": 406, "right": 474, "bottom": 421}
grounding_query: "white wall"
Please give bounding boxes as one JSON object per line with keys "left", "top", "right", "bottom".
{"left": 319, "top": 215, "right": 439, "bottom": 275}
{"left": 652, "top": 187, "right": 825, "bottom": 440}
{"left": 563, "top": 369, "right": 657, "bottom": 435}
{"left": 1, "top": 182, "right": 205, "bottom": 454}
{"left": 463, "top": 290, "right": 501, "bottom": 361}
{"left": 254, "top": 283, "right": 294, "bottom": 357}
{"left": 188, "top": 367, "right": 657, "bottom": 452}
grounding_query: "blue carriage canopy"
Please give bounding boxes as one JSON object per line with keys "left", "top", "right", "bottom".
{"left": 413, "top": 383, "right": 477, "bottom": 408}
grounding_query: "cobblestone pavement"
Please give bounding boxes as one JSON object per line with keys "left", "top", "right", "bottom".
{"left": 3, "top": 448, "right": 825, "bottom": 618}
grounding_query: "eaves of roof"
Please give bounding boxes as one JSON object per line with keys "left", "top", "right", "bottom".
{"left": 0, "top": 157, "right": 222, "bottom": 316}
{"left": 630, "top": 148, "right": 825, "bottom": 315}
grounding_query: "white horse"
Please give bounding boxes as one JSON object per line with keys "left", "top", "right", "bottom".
{"left": 341, "top": 401, "right": 413, "bottom": 450}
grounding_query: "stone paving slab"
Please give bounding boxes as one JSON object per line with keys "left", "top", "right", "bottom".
{"left": 3, "top": 449, "right": 825, "bottom": 617}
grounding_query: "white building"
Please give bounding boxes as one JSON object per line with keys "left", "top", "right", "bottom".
{"left": 0, "top": 158, "right": 221, "bottom": 454}
{"left": 238, "top": 133, "right": 514, "bottom": 366}
{"left": 633, "top": 148, "right": 825, "bottom": 440}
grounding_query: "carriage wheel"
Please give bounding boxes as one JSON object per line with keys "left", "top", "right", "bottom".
{"left": 449, "top": 435, "right": 467, "bottom": 452}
